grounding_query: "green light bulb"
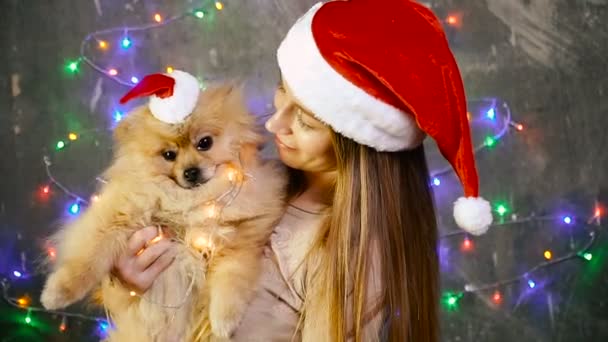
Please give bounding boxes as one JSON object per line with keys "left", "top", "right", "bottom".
{"left": 496, "top": 204, "right": 508, "bottom": 216}
{"left": 66, "top": 60, "right": 79, "bottom": 73}
{"left": 583, "top": 252, "right": 592, "bottom": 261}
{"left": 485, "top": 136, "right": 496, "bottom": 147}
{"left": 194, "top": 10, "right": 205, "bottom": 18}
{"left": 56, "top": 141, "right": 65, "bottom": 150}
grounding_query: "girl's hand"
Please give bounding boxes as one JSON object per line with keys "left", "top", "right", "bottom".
{"left": 112, "top": 226, "right": 177, "bottom": 293}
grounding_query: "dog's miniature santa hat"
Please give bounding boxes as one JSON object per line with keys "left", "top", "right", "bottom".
{"left": 277, "top": 0, "right": 493, "bottom": 235}
{"left": 119, "top": 70, "right": 200, "bottom": 124}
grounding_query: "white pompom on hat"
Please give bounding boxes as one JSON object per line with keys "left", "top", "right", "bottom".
{"left": 119, "top": 70, "right": 200, "bottom": 124}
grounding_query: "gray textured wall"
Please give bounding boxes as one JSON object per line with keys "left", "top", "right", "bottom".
{"left": 1, "top": 0, "right": 607, "bottom": 341}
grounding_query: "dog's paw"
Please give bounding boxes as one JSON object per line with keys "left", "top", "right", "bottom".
{"left": 209, "top": 297, "right": 246, "bottom": 338}
{"left": 40, "top": 268, "right": 83, "bottom": 310}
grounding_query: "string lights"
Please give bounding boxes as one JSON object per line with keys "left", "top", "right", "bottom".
{"left": 1, "top": 278, "right": 111, "bottom": 337}
{"left": 66, "top": 2, "right": 226, "bottom": 87}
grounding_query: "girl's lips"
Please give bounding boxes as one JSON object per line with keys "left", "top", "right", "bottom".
{"left": 275, "top": 136, "right": 295, "bottom": 150}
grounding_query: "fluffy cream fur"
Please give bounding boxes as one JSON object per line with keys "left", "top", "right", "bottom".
{"left": 40, "top": 84, "right": 287, "bottom": 341}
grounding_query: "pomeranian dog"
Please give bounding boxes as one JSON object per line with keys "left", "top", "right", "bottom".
{"left": 40, "top": 82, "right": 287, "bottom": 341}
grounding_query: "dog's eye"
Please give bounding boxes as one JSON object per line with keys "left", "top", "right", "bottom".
{"left": 197, "top": 136, "right": 213, "bottom": 151}
{"left": 162, "top": 151, "right": 177, "bottom": 161}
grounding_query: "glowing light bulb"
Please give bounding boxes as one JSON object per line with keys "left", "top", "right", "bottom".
{"left": 194, "top": 10, "right": 205, "bottom": 18}
{"left": 447, "top": 15, "right": 458, "bottom": 25}
{"left": 432, "top": 177, "right": 441, "bottom": 186}
{"left": 203, "top": 202, "right": 217, "bottom": 218}
{"left": 68, "top": 132, "right": 78, "bottom": 141}
{"left": 154, "top": 13, "right": 162, "bottom": 23}
{"left": 193, "top": 235, "right": 214, "bottom": 255}
{"left": 131, "top": 76, "right": 139, "bottom": 84}
{"left": 563, "top": 216, "right": 572, "bottom": 224}
{"left": 108, "top": 68, "right": 118, "bottom": 76}
{"left": 66, "top": 60, "right": 79, "bottom": 73}
{"left": 486, "top": 108, "right": 496, "bottom": 120}
{"left": 114, "top": 111, "right": 123, "bottom": 123}
{"left": 583, "top": 252, "right": 593, "bottom": 261}
{"left": 129, "top": 291, "right": 137, "bottom": 296}
{"left": 59, "top": 316, "right": 67, "bottom": 332}
{"left": 13, "top": 270, "right": 22, "bottom": 278}
{"left": 484, "top": 136, "right": 496, "bottom": 147}
{"left": 215, "top": 1, "right": 224, "bottom": 10}
{"left": 527, "top": 279, "right": 536, "bottom": 288}
{"left": 492, "top": 290, "right": 502, "bottom": 305}
{"left": 98, "top": 40, "right": 108, "bottom": 49}
{"left": 48, "top": 247, "right": 57, "bottom": 259}
{"left": 91, "top": 194, "right": 100, "bottom": 202}
{"left": 516, "top": 124, "right": 524, "bottom": 131}
{"left": 442, "top": 292, "right": 461, "bottom": 310}
{"left": 595, "top": 206, "right": 603, "bottom": 218}
{"left": 69, "top": 203, "right": 80, "bottom": 215}
{"left": 496, "top": 204, "right": 508, "bottom": 216}
{"left": 97, "top": 320, "right": 110, "bottom": 336}
{"left": 166, "top": 66, "right": 174, "bottom": 73}
{"left": 121, "top": 37, "right": 132, "bottom": 49}
{"left": 227, "top": 168, "right": 238, "bottom": 182}
{"left": 543, "top": 250, "right": 552, "bottom": 260}
{"left": 461, "top": 237, "right": 473, "bottom": 252}
{"left": 56, "top": 141, "right": 66, "bottom": 150}
{"left": 17, "top": 296, "right": 29, "bottom": 307}
{"left": 43, "top": 185, "right": 50, "bottom": 194}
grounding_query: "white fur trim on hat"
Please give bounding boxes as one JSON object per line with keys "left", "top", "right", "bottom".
{"left": 453, "top": 197, "right": 493, "bottom": 235}
{"left": 277, "top": 2, "right": 424, "bottom": 151}
{"left": 149, "top": 70, "right": 200, "bottom": 124}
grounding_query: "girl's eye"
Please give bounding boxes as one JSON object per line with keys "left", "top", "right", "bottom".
{"left": 296, "top": 110, "right": 313, "bottom": 129}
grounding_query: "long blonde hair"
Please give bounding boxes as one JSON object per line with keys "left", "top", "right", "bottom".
{"left": 299, "top": 132, "right": 439, "bottom": 342}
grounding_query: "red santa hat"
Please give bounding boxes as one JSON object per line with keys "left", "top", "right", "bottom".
{"left": 119, "top": 70, "right": 200, "bottom": 124}
{"left": 277, "top": 0, "right": 493, "bottom": 235}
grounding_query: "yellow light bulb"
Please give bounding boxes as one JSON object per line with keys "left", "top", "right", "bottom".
{"left": 154, "top": 13, "right": 162, "bottom": 23}
{"left": 166, "top": 66, "right": 174, "bottom": 73}
{"left": 68, "top": 133, "right": 78, "bottom": 141}
{"left": 98, "top": 40, "right": 108, "bottom": 49}
{"left": 203, "top": 202, "right": 217, "bottom": 218}
{"left": 17, "top": 297, "right": 30, "bottom": 307}
{"left": 215, "top": 2, "right": 224, "bottom": 10}
{"left": 129, "top": 291, "right": 137, "bottom": 296}
{"left": 543, "top": 250, "right": 552, "bottom": 260}
{"left": 193, "top": 236, "right": 209, "bottom": 250}
{"left": 227, "top": 168, "right": 237, "bottom": 182}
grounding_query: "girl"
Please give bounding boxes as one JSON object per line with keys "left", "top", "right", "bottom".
{"left": 114, "top": 0, "right": 492, "bottom": 341}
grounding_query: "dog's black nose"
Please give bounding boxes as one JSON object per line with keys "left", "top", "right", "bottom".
{"left": 183, "top": 167, "right": 200, "bottom": 183}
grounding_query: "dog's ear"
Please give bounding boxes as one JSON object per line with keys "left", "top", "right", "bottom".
{"left": 112, "top": 106, "right": 146, "bottom": 145}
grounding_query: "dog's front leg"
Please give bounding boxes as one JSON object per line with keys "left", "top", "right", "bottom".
{"left": 41, "top": 197, "right": 130, "bottom": 310}
{"left": 206, "top": 246, "right": 264, "bottom": 338}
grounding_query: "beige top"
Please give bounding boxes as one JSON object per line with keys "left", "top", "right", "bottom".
{"left": 231, "top": 205, "right": 385, "bottom": 341}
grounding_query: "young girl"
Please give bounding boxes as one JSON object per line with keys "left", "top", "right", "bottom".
{"left": 114, "top": 0, "right": 492, "bottom": 341}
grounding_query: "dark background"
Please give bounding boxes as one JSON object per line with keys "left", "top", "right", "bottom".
{"left": 1, "top": 0, "right": 607, "bottom": 341}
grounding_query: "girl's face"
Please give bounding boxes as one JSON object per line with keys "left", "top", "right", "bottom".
{"left": 265, "top": 81, "right": 336, "bottom": 173}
